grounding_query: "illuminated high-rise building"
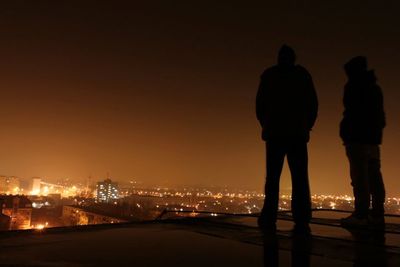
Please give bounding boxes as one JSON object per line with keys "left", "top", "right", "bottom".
{"left": 31, "top": 177, "right": 42, "bottom": 195}
{"left": 96, "top": 179, "right": 119, "bottom": 203}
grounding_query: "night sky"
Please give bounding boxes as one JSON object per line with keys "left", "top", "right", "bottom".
{"left": 0, "top": 1, "right": 399, "bottom": 195}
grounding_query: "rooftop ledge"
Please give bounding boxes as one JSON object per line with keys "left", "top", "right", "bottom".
{"left": 0, "top": 211, "right": 399, "bottom": 267}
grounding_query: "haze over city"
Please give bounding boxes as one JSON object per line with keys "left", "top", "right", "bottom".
{"left": 0, "top": 1, "right": 399, "bottom": 195}
{"left": 1, "top": 2, "right": 400, "bottom": 267}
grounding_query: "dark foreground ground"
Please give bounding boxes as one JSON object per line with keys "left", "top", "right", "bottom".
{"left": 0, "top": 211, "right": 399, "bottom": 267}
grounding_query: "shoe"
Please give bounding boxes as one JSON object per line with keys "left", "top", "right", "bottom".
{"left": 340, "top": 213, "right": 368, "bottom": 228}
{"left": 368, "top": 215, "right": 385, "bottom": 229}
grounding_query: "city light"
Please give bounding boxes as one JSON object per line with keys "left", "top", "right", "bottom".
{"left": 1, "top": 176, "right": 400, "bottom": 230}
{"left": 33, "top": 222, "right": 48, "bottom": 231}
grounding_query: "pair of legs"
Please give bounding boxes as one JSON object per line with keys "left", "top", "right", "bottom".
{"left": 346, "top": 144, "right": 385, "bottom": 219}
{"left": 260, "top": 141, "right": 311, "bottom": 226}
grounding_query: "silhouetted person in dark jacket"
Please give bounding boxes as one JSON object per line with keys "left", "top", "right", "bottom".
{"left": 340, "top": 56, "right": 386, "bottom": 228}
{"left": 256, "top": 45, "right": 318, "bottom": 234}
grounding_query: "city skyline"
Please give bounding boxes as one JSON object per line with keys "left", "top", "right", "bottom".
{"left": 1, "top": 174, "right": 400, "bottom": 198}
{"left": 0, "top": 1, "right": 399, "bottom": 195}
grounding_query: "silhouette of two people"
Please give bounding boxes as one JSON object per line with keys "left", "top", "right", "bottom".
{"left": 256, "top": 45, "right": 318, "bottom": 233}
{"left": 256, "top": 47, "right": 386, "bottom": 233}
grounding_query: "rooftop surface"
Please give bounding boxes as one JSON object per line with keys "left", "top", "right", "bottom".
{"left": 0, "top": 211, "right": 399, "bottom": 267}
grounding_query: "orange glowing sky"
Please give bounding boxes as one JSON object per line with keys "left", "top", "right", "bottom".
{"left": 0, "top": 1, "right": 399, "bottom": 195}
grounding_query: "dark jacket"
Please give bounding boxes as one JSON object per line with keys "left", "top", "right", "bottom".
{"left": 340, "top": 70, "right": 385, "bottom": 145}
{"left": 256, "top": 64, "right": 318, "bottom": 142}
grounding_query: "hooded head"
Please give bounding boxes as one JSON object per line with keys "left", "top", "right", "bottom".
{"left": 344, "top": 56, "right": 368, "bottom": 79}
{"left": 278, "top": 45, "right": 296, "bottom": 66}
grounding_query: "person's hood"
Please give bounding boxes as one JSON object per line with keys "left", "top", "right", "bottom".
{"left": 347, "top": 70, "right": 377, "bottom": 85}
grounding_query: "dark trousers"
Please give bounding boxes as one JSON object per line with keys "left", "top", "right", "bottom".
{"left": 346, "top": 144, "right": 385, "bottom": 218}
{"left": 261, "top": 142, "right": 311, "bottom": 224}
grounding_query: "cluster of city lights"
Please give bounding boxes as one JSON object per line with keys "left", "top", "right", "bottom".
{"left": 32, "top": 222, "right": 49, "bottom": 231}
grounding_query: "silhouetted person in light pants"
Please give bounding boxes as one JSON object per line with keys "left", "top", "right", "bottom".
{"left": 340, "top": 56, "right": 386, "bottom": 228}
{"left": 256, "top": 45, "right": 318, "bottom": 233}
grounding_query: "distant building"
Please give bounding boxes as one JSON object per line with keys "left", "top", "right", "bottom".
{"left": 0, "top": 195, "right": 32, "bottom": 230}
{"left": 48, "top": 193, "right": 62, "bottom": 206}
{"left": 96, "top": 179, "right": 119, "bottom": 203}
{"left": 62, "top": 205, "right": 126, "bottom": 226}
{"left": 0, "top": 176, "right": 7, "bottom": 193}
{"left": 31, "top": 177, "right": 42, "bottom": 195}
{"left": 27, "top": 195, "right": 57, "bottom": 209}
{"left": 0, "top": 212, "right": 10, "bottom": 230}
{"left": 0, "top": 176, "right": 21, "bottom": 194}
